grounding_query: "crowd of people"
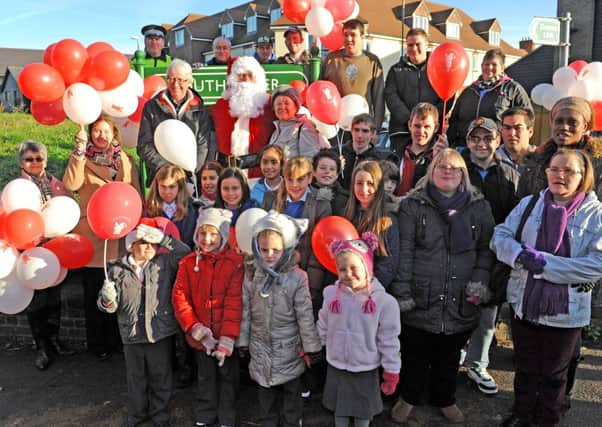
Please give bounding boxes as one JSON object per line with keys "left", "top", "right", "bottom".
{"left": 12, "top": 18, "right": 602, "bottom": 427}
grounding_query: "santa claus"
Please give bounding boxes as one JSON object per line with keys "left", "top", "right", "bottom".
{"left": 209, "top": 56, "right": 276, "bottom": 178}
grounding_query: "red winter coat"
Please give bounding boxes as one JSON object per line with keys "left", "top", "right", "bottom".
{"left": 172, "top": 246, "right": 244, "bottom": 351}
{"left": 209, "top": 97, "right": 276, "bottom": 178}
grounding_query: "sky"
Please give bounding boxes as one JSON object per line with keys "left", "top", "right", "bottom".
{"left": 1, "top": 0, "right": 557, "bottom": 53}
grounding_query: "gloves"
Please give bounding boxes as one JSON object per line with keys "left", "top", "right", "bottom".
{"left": 465, "top": 281, "right": 491, "bottom": 305}
{"left": 301, "top": 350, "right": 324, "bottom": 368}
{"left": 136, "top": 224, "right": 166, "bottom": 245}
{"left": 571, "top": 282, "right": 596, "bottom": 293}
{"left": 100, "top": 280, "right": 117, "bottom": 305}
{"left": 213, "top": 350, "right": 226, "bottom": 367}
{"left": 397, "top": 298, "right": 416, "bottom": 313}
{"left": 238, "top": 346, "right": 249, "bottom": 359}
{"left": 517, "top": 244, "right": 546, "bottom": 274}
{"left": 190, "top": 323, "right": 218, "bottom": 354}
{"left": 380, "top": 371, "right": 399, "bottom": 396}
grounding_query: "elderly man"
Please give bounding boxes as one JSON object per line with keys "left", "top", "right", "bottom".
{"left": 276, "top": 26, "right": 311, "bottom": 65}
{"left": 254, "top": 36, "right": 274, "bottom": 64}
{"left": 206, "top": 37, "right": 232, "bottom": 66}
{"left": 131, "top": 24, "right": 172, "bottom": 68}
{"left": 137, "top": 58, "right": 212, "bottom": 185}
{"left": 209, "top": 56, "right": 276, "bottom": 178}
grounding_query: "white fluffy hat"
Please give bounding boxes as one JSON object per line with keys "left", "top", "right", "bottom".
{"left": 252, "top": 210, "right": 308, "bottom": 250}
{"left": 194, "top": 208, "right": 233, "bottom": 250}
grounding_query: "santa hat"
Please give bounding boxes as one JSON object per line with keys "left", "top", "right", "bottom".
{"left": 327, "top": 232, "right": 379, "bottom": 314}
{"left": 125, "top": 218, "right": 162, "bottom": 252}
{"left": 226, "top": 56, "right": 268, "bottom": 93}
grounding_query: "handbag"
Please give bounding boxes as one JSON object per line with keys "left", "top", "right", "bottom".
{"left": 487, "top": 194, "right": 539, "bottom": 306}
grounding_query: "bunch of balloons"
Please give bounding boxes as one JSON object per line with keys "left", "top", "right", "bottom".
{"left": 282, "top": 0, "right": 359, "bottom": 51}
{"left": 0, "top": 179, "right": 93, "bottom": 315}
{"left": 531, "top": 61, "right": 602, "bottom": 130}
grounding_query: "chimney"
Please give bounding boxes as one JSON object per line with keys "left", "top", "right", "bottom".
{"left": 519, "top": 38, "right": 534, "bottom": 52}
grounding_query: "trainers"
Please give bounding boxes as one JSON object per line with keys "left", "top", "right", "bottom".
{"left": 467, "top": 367, "right": 498, "bottom": 395}
{"left": 301, "top": 390, "right": 311, "bottom": 398}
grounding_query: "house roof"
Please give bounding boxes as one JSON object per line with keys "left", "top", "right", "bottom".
{"left": 0, "top": 48, "right": 43, "bottom": 77}
{"left": 505, "top": 45, "right": 556, "bottom": 93}
{"left": 0, "top": 66, "right": 23, "bottom": 92}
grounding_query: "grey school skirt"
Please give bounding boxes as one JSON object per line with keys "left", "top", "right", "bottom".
{"left": 322, "top": 363, "right": 382, "bottom": 419}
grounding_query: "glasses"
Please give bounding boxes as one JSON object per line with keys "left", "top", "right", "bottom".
{"left": 468, "top": 135, "right": 496, "bottom": 144}
{"left": 166, "top": 77, "right": 189, "bottom": 85}
{"left": 22, "top": 156, "right": 44, "bottom": 163}
{"left": 435, "top": 164, "right": 463, "bottom": 173}
{"left": 545, "top": 167, "right": 582, "bottom": 177}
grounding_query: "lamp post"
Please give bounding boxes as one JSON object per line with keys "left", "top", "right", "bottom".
{"left": 400, "top": 0, "right": 406, "bottom": 57}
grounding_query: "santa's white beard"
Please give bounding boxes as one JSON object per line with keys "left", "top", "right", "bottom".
{"left": 226, "top": 82, "right": 269, "bottom": 119}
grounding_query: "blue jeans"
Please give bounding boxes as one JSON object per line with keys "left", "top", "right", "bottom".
{"left": 464, "top": 305, "right": 498, "bottom": 370}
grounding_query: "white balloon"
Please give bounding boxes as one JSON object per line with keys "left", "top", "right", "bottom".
{"left": 116, "top": 117, "right": 141, "bottom": 148}
{"left": 41, "top": 196, "right": 80, "bottom": 238}
{"left": 154, "top": 119, "right": 197, "bottom": 172}
{"left": 312, "top": 116, "right": 338, "bottom": 139}
{"left": 16, "top": 247, "right": 61, "bottom": 290}
{"left": 1, "top": 178, "right": 42, "bottom": 213}
{"left": 63, "top": 82, "right": 102, "bottom": 125}
{"left": 311, "top": 0, "right": 327, "bottom": 7}
{"left": 542, "top": 87, "right": 564, "bottom": 111}
{"left": 0, "top": 241, "right": 19, "bottom": 279}
{"left": 580, "top": 62, "right": 602, "bottom": 99}
{"left": 306, "top": 7, "right": 335, "bottom": 37}
{"left": 338, "top": 94, "right": 369, "bottom": 131}
{"left": 568, "top": 79, "right": 597, "bottom": 100}
{"left": 0, "top": 270, "right": 34, "bottom": 315}
{"left": 99, "top": 82, "right": 139, "bottom": 118}
{"left": 124, "top": 69, "right": 144, "bottom": 97}
{"left": 552, "top": 67, "right": 577, "bottom": 96}
{"left": 531, "top": 83, "right": 554, "bottom": 106}
{"left": 235, "top": 208, "right": 268, "bottom": 254}
{"left": 344, "top": 1, "right": 360, "bottom": 20}
{"left": 298, "top": 106, "right": 312, "bottom": 119}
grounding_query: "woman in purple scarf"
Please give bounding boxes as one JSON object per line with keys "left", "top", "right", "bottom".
{"left": 492, "top": 149, "right": 602, "bottom": 427}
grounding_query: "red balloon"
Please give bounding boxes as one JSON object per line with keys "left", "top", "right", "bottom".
{"left": 86, "top": 41, "right": 114, "bottom": 58}
{"left": 143, "top": 74, "right": 167, "bottom": 99}
{"left": 311, "top": 216, "right": 359, "bottom": 274}
{"left": 51, "top": 38, "right": 88, "bottom": 86}
{"left": 282, "top": 0, "right": 311, "bottom": 23}
{"left": 0, "top": 208, "right": 6, "bottom": 240}
{"left": 306, "top": 80, "right": 342, "bottom": 125}
{"left": 87, "top": 182, "right": 142, "bottom": 240}
{"left": 128, "top": 96, "right": 148, "bottom": 123}
{"left": 426, "top": 41, "right": 470, "bottom": 101}
{"left": 43, "top": 233, "right": 94, "bottom": 269}
{"left": 4, "top": 209, "right": 45, "bottom": 250}
{"left": 289, "top": 80, "right": 307, "bottom": 105}
{"left": 18, "top": 63, "right": 66, "bottom": 103}
{"left": 591, "top": 100, "right": 602, "bottom": 131}
{"left": 325, "top": 0, "right": 355, "bottom": 22}
{"left": 31, "top": 98, "right": 66, "bottom": 126}
{"left": 86, "top": 50, "right": 130, "bottom": 91}
{"left": 569, "top": 60, "right": 588, "bottom": 76}
{"left": 43, "top": 43, "right": 56, "bottom": 66}
{"left": 320, "top": 21, "right": 344, "bottom": 51}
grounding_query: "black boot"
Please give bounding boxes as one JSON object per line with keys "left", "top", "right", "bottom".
{"left": 35, "top": 347, "right": 50, "bottom": 371}
{"left": 48, "top": 336, "right": 75, "bottom": 356}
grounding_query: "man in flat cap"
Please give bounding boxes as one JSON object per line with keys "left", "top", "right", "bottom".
{"left": 132, "top": 24, "right": 172, "bottom": 68}
{"left": 254, "top": 36, "right": 274, "bottom": 65}
{"left": 275, "top": 26, "right": 310, "bottom": 65}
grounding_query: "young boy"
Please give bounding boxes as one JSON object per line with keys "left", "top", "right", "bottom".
{"left": 98, "top": 221, "right": 190, "bottom": 427}
{"left": 238, "top": 211, "right": 322, "bottom": 426}
{"left": 312, "top": 149, "right": 349, "bottom": 215}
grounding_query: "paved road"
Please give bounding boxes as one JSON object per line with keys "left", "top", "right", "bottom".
{"left": 1, "top": 341, "right": 601, "bottom": 426}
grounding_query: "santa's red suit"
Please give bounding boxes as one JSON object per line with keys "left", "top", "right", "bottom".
{"left": 209, "top": 57, "right": 276, "bottom": 178}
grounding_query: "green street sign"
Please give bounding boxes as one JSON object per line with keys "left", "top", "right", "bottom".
{"left": 141, "top": 64, "right": 309, "bottom": 105}
{"left": 529, "top": 17, "right": 561, "bottom": 46}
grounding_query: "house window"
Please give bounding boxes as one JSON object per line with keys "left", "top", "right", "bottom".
{"left": 412, "top": 15, "right": 429, "bottom": 32}
{"left": 446, "top": 22, "right": 459, "bottom": 39}
{"left": 174, "top": 29, "right": 185, "bottom": 48}
{"left": 221, "top": 22, "right": 234, "bottom": 38}
{"left": 270, "top": 7, "right": 281, "bottom": 22}
{"left": 247, "top": 15, "right": 257, "bottom": 33}
{"left": 489, "top": 30, "right": 500, "bottom": 46}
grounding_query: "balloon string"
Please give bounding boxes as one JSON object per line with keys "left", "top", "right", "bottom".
{"left": 191, "top": 173, "right": 199, "bottom": 199}
{"left": 103, "top": 239, "right": 108, "bottom": 280}
{"left": 336, "top": 125, "right": 344, "bottom": 179}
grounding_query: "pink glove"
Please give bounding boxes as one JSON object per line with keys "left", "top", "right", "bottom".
{"left": 190, "top": 323, "right": 217, "bottom": 354}
{"left": 380, "top": 371, "right": 399, "bottom": 396}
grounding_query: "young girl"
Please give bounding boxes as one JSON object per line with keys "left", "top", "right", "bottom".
{"left": 312, "top": 149, "right": 349, "bottom": 215}
{"left": 318, "top": 232, "right": 401, "bottom": 427}
{"left": 198, "top": 161, "right": 223, "bottom": 209}
{"left": 214, "top": 167, "right": 259, "bottom": 227}
{"left": 172, "top": 208, "right": 244, "bottom": 427}
{"left": 343, "top": 160, "right": 400, "bottom": 289}
{"left": 145, "top": 164, "right": 199, "bottom": 249}
{"left": 379, "top": 159, "right": 402, "bottom": 207}
{"left": 250, "top": 145, "right": 284, "bottom": 206}
{"left": 238, "top": 211, "right": 322, "bottom": 426}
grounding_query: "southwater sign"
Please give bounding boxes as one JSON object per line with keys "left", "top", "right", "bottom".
{"left": 529, "top": 17, "right": 561, "bottom": 46}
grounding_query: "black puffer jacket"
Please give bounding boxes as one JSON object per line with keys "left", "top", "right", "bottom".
{"left": 391, "top": 185, "right": 495, "bottom": 335}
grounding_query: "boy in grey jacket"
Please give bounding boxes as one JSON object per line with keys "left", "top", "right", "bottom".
{"left": 98, "top": 222, "right": 190, "bottom": 427}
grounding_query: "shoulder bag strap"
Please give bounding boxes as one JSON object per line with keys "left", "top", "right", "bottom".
{"left": 515, "top": 194, "right": 539, "bottom": 241}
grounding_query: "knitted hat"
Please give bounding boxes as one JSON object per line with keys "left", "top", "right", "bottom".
{"left": 271, "top": 85, "right": 301, "bottom": 111}
{"left": 550, "top": 96, "right": 594, "bottom": 129}
{"left": 252, "top": 210, "right": 308, "bottom": 249}
{"left": 193, "top": 208, "right": 232, "bottom": 251}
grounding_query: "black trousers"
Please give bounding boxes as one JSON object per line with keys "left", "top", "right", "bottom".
{"left": 257, "top": 376, "right": 303, "bottom": 427}
{"left": 26, "top": 283, "right": 62, "bottom": 347}
{"left": 81, "top": 267, "right": 120, "bottom": 355}
{"left": 195, "top": 348, "right": 240, "bottom": 426}
{"left": 510, "top": 315, "right": 581, "bottom": 426}
{"left": 400, "top": 323, "right": 471, "bottom": 407}
{"left": 123, "top": 337, "right": 173, "bottom": 427}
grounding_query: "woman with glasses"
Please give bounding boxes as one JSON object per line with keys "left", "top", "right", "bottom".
{"left": 390, "top": 148, "right": 495, "bottom": 424}
{"left": 492, "top": 149, "right": 602, "bottom": 427}
{"left": 17, "top": 141, "right": 75, "bottom": 370}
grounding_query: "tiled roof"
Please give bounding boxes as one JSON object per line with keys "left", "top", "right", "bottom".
{"left": 505, "top": 45, "right": 556, "bottom": 93}
{"left": 0, "top": 48, "right": 44, "bottom": 77}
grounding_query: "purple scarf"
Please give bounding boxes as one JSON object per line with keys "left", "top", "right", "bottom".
{"left": 427, "top": 183, "right": 472, "bottom": 254}
{"left": 522, "top": 190, "right": 586, "bottom": 321}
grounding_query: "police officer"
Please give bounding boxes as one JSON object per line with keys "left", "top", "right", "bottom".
{"left": 132, "top": 24, "right": 172, "bottom": 68}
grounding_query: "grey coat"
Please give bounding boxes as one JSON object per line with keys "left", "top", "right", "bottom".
{"left": 238, "top": 262, "right": 321, "bottom": 387}
{"left": 391, "top": 186, "right": 496, "bottom": 334}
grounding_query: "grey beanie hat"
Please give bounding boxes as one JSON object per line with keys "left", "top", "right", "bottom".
{"left": 194, "top": 208, "right": 232, "bottom": 250}
{"left": 271, "top": 85, "right": 301, "bottom": 111}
